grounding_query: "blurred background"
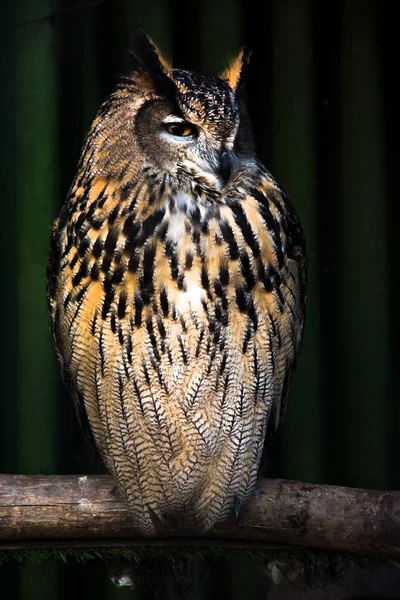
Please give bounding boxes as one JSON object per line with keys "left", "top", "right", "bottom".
{"left": 0, "top": 0, "right": 397, "bottom": 598}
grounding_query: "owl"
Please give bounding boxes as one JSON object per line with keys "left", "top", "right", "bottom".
{"left": 47, "top": 32, "right": 307, "bottom": 534}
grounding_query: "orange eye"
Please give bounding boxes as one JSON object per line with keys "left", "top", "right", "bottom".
{"left": 165, "top": 122, "right": 195, "bottom": 137}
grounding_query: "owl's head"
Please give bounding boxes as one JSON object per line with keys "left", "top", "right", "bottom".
{"left": 86, "top": 32, "right": 254, "bottom": 192}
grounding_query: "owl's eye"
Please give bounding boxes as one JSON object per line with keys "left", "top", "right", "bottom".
{"left": 164, "top": 122, "right": 196, "bottom": 137}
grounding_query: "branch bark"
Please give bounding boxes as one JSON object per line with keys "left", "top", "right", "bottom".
{"left": 0, "top": 475, "right": 399, "bottom": 559}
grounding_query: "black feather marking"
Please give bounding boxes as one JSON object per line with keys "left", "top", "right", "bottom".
{"left": 165, "top": 239, "right": 173, "bottom": 257}
{"left": 63, "top": 291, "right": 72, "bottom": 310}
{"left": 252, "top": 188, "right": 284, "bottom": 267}
{"left": 90, "top": 263, "right": 100, "bottom": 281}
{"left": 257, "top": 259, "right": 273, "bottom": 292}
{"left": 268, "top": 310, "right": 277, "bottom": 337}
{"left": 219, "top": 220, "right": 239, "bottom": 260}
{"left": 201, "top": 220, "right": 209, "bottom": 234}
{"left": 179, "top": 315, "right": 187, "bottom": 333}
{"left": 219, "top": 353, "right": 227, "bottom": 375}
{"left": 123, "top": 215, "right": 140, "bottom": 239}
{"left": 238, "top": 384, "right": 246, "bottom": 417}
{"left": 248, "top": 296, "right": 258, "bottom": 330}
{"left": 165, "top": 348, "right": 172, "bottom": 364}
{"left": 75, "top": 210, "right": 87, "bottom": 233}
{"left": 201, "top": 263, "right": 210, "bottom": 291}
{"left": 127, "top": 253, "right": 140, "bottom": 273}
{"left": 157, "top": 316, "right": 166, "bottom": 339}
{"left": 219, "top": 263, "right": 230, "bottom": 286}
{"left": 72, "top": 258, "right": 89, "bottom": 287}
{"left": 159, "top": 177, "right": 166, "bottom": 197}
{"left": 112, "top": 265, "right": 125, "bottom": 285}
{"left": 133, "top": 378, "right": 145, "bottom": 417}
{"left": 90, "top": 218, "right": 103, "bottom": 230}
{"left": 104, "top": 227, "right": 119, "bottom": 255}
{"left": 120, "top": 181, "right": 136, "bottom": 203}
{"left": 102, "top": 279, "right": 115, "bottom": 320}
{"left": 127, "top": 335, "right": 133, "bottom": 364}
{"left": 92, "top": 238, "right": 103, "bottom": 258}
{"left": 229, "top": 202, "right": 261, "bottom": 257}
{"left": 61, "top": 237, "right": 73, "bottom": 259}
{"left": 146, "top": 317, "right": 161, "bottom": 362}
{"left": 178, "top": 335, "right": 188, "bottom": 365}
{"left": 78, "top": 236, "right": 90, "bottom": 257}
{"left": 108, "top": 205, "right": 120, "bottom": 225}
{"left": 177, "top": 274, "right": 185, "bottom": 290}
{"left": 214, "top": 279, "right": 223, "bottom": 298}
{"left": 142, "top": 360, "right": 151, "bottom": 387}
{"left": 70, "top": 251, "right": 79, "bottom": 270}
{"left": 235, "top": 287, "right": 247, "bottom": 312}
{"left": 192, "top": 205, "right": 201, "bottom": 225}
{"left": 240, "top": 251, "right": 256, "bottom": 291}
{"left": 212, "top": 326, "right": 221, "bottom": 347}
{"left": 74, "top": 282, "right": 90, "bottom": 306}
{"left": 134, "top": 294, "right": 143, "bottom": 327}
{"left": 185, "top": 251, "right": 194, "bottom": 270}
{"left": 242, "top": 322, "right": 252, "bottom": 353}
{"left": 147, "top": 188, "right": 157, "bottom": 205}
{"left": 101, "top": 255, "right": 112, "bottom": 274}
{"left": 195, "top": 327, "right": 205, "bottom": 358}
{"left": 118, "top": 291, "right": 127, "bottom": 319}
{"left": 140, "top": 243, "right": 157, "bottom": 299}
{"left": 169, "top": 249, "right": 179, "bottom": 280}
{"left": 192, "top": 228, "right": 201, "bottom": 245}
{"left": 275, "top": 284, "right": 285, "bottom": 310}
{"left": 215, "top": 301, "right": 228, "bottom": 326}
{"left": 139, "top": 207, "right": 165, "bottom": 242}
{"left": 67, "top": 291, "right": 86, "bottom": 336}
{"left": 157, "top": 220, "right": 168, "bottom": 241}
{"left": 206, "top": 346, "right": 217, "bottom": 375}
{"left": 97, "top": 193, "right": 108, "bottom": 210}
{"left": 91, "top": 311, "right": 98, "bottom": 335}
{"left": 160, "top": 287, "right": 169, "bottom": 316}
{"left": 208, "top": 318, "right": 216, "bottom": 334}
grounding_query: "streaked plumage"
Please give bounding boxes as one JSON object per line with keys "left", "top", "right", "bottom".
{"left": 47, "top": 32, "right": 307, "bottom": 534}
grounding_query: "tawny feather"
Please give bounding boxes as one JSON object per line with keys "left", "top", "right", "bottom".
{"left": 220, "top": 48, "right": 251, "bottom": 92}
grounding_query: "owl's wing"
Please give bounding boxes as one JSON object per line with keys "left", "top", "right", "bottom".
{"left": 47, "top": 213, "right": 99, "bottom": 448}
{"left": 276, "top": 186, "right": 307, "bottom": 427}
{"left": 245, "top": 176, "right": 307, "bottom": 433}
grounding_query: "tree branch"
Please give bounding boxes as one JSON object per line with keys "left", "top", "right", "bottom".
{"left": 0, "top": 475, "right": 399, "bottom": 558}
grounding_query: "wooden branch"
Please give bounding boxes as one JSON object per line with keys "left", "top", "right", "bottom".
{"left": 0, "top": 475, "right": 399, "bottom": 559}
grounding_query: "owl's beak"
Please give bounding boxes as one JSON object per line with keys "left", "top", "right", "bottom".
{"left": 216, "top": 148, "right": 233, "bottom": 187}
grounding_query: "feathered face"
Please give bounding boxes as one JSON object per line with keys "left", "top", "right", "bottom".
{"left": 87, "top": 33, "right": 254, "bottom": 192}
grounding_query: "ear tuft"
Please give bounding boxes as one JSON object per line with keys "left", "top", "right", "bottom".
{"left": 220, "top": 47, "right": 252, "bottom": 93}
{"left": 131, "top": 30, "right": 173, "bottom": 76}
{"left": 131, "top": 30, "right": 176, "bottom": 99}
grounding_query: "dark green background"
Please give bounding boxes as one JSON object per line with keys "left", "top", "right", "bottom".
{"left": 0, "top": 0, "right": 397, "bottom": 598}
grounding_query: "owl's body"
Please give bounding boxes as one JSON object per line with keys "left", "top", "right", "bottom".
{"left": 47, "top": 34, "right": 307, "bottom": 534}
